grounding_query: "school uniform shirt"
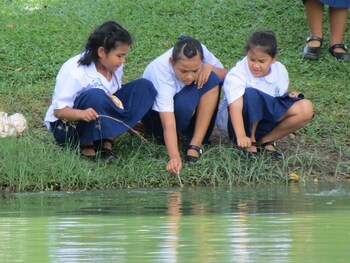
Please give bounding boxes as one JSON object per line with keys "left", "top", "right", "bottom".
{"left": 223, "top": 56, "right": 289, "bottom": 106}
{"left": 142, "top": 44, "right": 224, "bottom": 112}
{"left": 216, "top": 56, "right": 289, "bottom": 136}
{"left": 44, "top": 54, "right": 123, "bottom": 129}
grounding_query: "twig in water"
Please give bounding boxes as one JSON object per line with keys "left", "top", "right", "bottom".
{"left": 98, "top": 114, "right": 148, "bottom": 143}
{"left": 176, "top": 172, "right": 183, "bottom": 188}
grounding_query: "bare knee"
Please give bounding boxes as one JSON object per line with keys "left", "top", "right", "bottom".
{"left": 281, "top": 99, "right": 314, "bottom": 122}
{"left": 299, "top": 99, "right": 314, "bottom": 121}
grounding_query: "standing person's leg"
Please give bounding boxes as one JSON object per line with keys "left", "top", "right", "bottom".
{"left": 303, "top": 0, "right": 325, "bottom": 59}
{"left": 304, "top": 0, "right": 324, "bottom": 43}
{"left": 328, "top": 7, "right": 350, "bottom": 59}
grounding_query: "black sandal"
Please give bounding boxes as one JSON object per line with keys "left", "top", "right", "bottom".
{"left": 303, "top": 36, "right": 323, "bottom": 60}
{"left": 185, "top": 145, "right": 203, "bottom": 164}
{"left": 259, "top": 141, "right": 283, "bottom": 160}
{"left": 328, "top": 44, "right": 350, "bottom": 60}
{"left": 101, "top": 138, "right": 116, "bottom": 162}
{"left": 80, "top": 144, "right": 96, "bottom": 161}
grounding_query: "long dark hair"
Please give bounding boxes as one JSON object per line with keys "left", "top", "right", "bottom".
{"left": 78, "top": 21, "right": 132, "bottom": 65}
{"left": 172, "top": 36, "right": 204, "bottom": 63}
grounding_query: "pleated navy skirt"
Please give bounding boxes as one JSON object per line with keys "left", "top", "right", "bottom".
{"left": 142, "top": 72, "right": 222, "bottom": 144}
{"left": 50, "top": 78, "right": 157, "bottom": 145}
{"left": 227, "top": 88, "right": 304, "bottom": 142}
{"left": 303, "top": 0, "right": 350, "bottom": 8}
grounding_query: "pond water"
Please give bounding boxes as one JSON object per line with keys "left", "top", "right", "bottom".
{"left": 1, "top": 183, "right": 350, "bottom": 263}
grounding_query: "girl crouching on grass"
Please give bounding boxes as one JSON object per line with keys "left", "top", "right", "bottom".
{"left": 142, "top": 36, "right": 227, "bottom": 175}
{"left": 44, "top": 21, "right": 157, "bottom": 161}
{"left": 218, "top": 31, "right": 313, "bottom": 160}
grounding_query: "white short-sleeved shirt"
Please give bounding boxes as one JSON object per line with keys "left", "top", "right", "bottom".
{"left": 44, "top": 54, "right": 123, "bottom": 129}
{"left": 223, "top": 56, "right": 289, "bottom": 105}
{"left": 142, "top": 44, "right": 224, "bottom": 112}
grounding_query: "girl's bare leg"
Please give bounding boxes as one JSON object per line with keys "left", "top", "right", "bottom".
{"left": 247, "top": 121, "right": 258, "bottom": 153}
{"left": 329, "top": 7, "right": 349, "bottom": 53}
{"left": 304, "top": 0, "right": 324, "bottom": 47}
{"left": 187, "top": 86, "right": 220, "bottom": 157}
{"left": 259, "top": 99, "right": 314, "bottom": 149}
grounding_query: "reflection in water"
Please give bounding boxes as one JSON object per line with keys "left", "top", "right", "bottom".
{"left": 1, "top": 183, "right": 350, "bottom": 262}
{"left": 157, "top": 191, "right": 181, "bottom": 263}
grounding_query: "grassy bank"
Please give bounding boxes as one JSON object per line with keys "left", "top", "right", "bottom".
{"left": 0, "top": 0, "right": 349, "bottom": 192}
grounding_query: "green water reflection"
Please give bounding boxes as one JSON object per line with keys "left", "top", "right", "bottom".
{"left": 1, "top": 183, "right": 350, "bottom": 262}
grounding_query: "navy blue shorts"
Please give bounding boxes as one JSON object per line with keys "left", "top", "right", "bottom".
{"left": 50, "top": 78, "right": 157, "bottom": 145}
{"left": 142, "top": 72, "right": 222, "bottom": 144}
{"left": 227, "top": 88, "right": 304, "bottom": 142}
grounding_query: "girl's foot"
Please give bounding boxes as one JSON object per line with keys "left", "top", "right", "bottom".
{"left": 185, "top": 145, "right": 202, "bottom": 164}
{"left": 246, "top": 142, "right": 258, "bottom": 153}
{"left": 101, "top": 138, "right": 116, "bottom": 162}
{"left": 246, "top": 142, "right": 258, "bottom": 162}
{"left": 260, "top": 141, "right": 283, "bottom": 160}
{"left": 329, "top": 44, "right": 350, "bottom": 60}
{"left": 80, "top": 144, "right": 96, "bottom": 160}
{"left": 303, "top": 36, "right": 323, "bottom": 60}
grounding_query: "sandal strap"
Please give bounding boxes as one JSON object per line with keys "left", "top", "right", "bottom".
{"left": 260, "top": 141, "right": 276, "bottom": 149}
{"left": 188, "top": 145, "right": 203, "bottom": 156}
{"left": 329, "top": 43, "right": 348, "bottom": 52}
{"left": 306, "top": 36, "right": 323, "bottom": 44}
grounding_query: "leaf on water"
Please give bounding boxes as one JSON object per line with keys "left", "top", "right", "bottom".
{"left": 288, "top": 172, "right": 300, "bottom": 183}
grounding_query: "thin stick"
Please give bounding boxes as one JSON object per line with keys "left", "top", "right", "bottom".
{"left": 98, "top": 114, "right": 148, "bottom": 143}
{"left": 176, "top": 172, "right": 183, "bottom": 188}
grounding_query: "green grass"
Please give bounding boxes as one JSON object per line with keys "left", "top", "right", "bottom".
{"left": 0, "top": 0, "right": 349, "bottom": 192}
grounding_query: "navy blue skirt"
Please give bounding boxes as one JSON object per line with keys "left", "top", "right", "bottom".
{"left": 303, "top": 0, "right": 350, "bottom": 8}
{"left": 321, "top": 0, "right": 350, "bottom": 7}
{"left": 51, "top": 78, "right": 157, "bottom": 145}
{"left": 227, "top": 88, "right": 304, "bottom": 142}
{"left": 142, "top": 72, "right": 222, "bottom": 144}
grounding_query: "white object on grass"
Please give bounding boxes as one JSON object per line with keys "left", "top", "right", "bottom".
{"left": 0, "top": 111, "right": 28, "bottom": 138}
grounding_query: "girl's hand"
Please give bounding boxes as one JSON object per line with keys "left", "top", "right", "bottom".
{"left": 289, "top": 91, "right": 300, "bottom": 98}
{"left": 236, "top": 136, "right": 252, "bottom": 148}
{"left": 195, "top": 64, "right": 212, "bottom": 89}
{"left": 167, "top": 156, "right": 182, "bottom": 175}
{"left": 80, "top": 108, "right": 99, "bottom": 122}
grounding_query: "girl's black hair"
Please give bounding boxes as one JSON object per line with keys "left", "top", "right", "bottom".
{"left": 244, "top": 31, "right": 278, "bottom": 58}
{"left": 172, "top": 36, "right": 204, "bottom": 63}
{"left": 78, "top": 20, "right": 132, "bottom": 65}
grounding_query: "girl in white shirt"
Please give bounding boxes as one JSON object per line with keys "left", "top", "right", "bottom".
{"left": 142, "top": 36, "right": 227, "bottom": 175}
{"left": 44, "top": 21, "right": 157, "bottom": 161}
{"left": 220, "top": 31, "right": 314, "bottom": 159}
